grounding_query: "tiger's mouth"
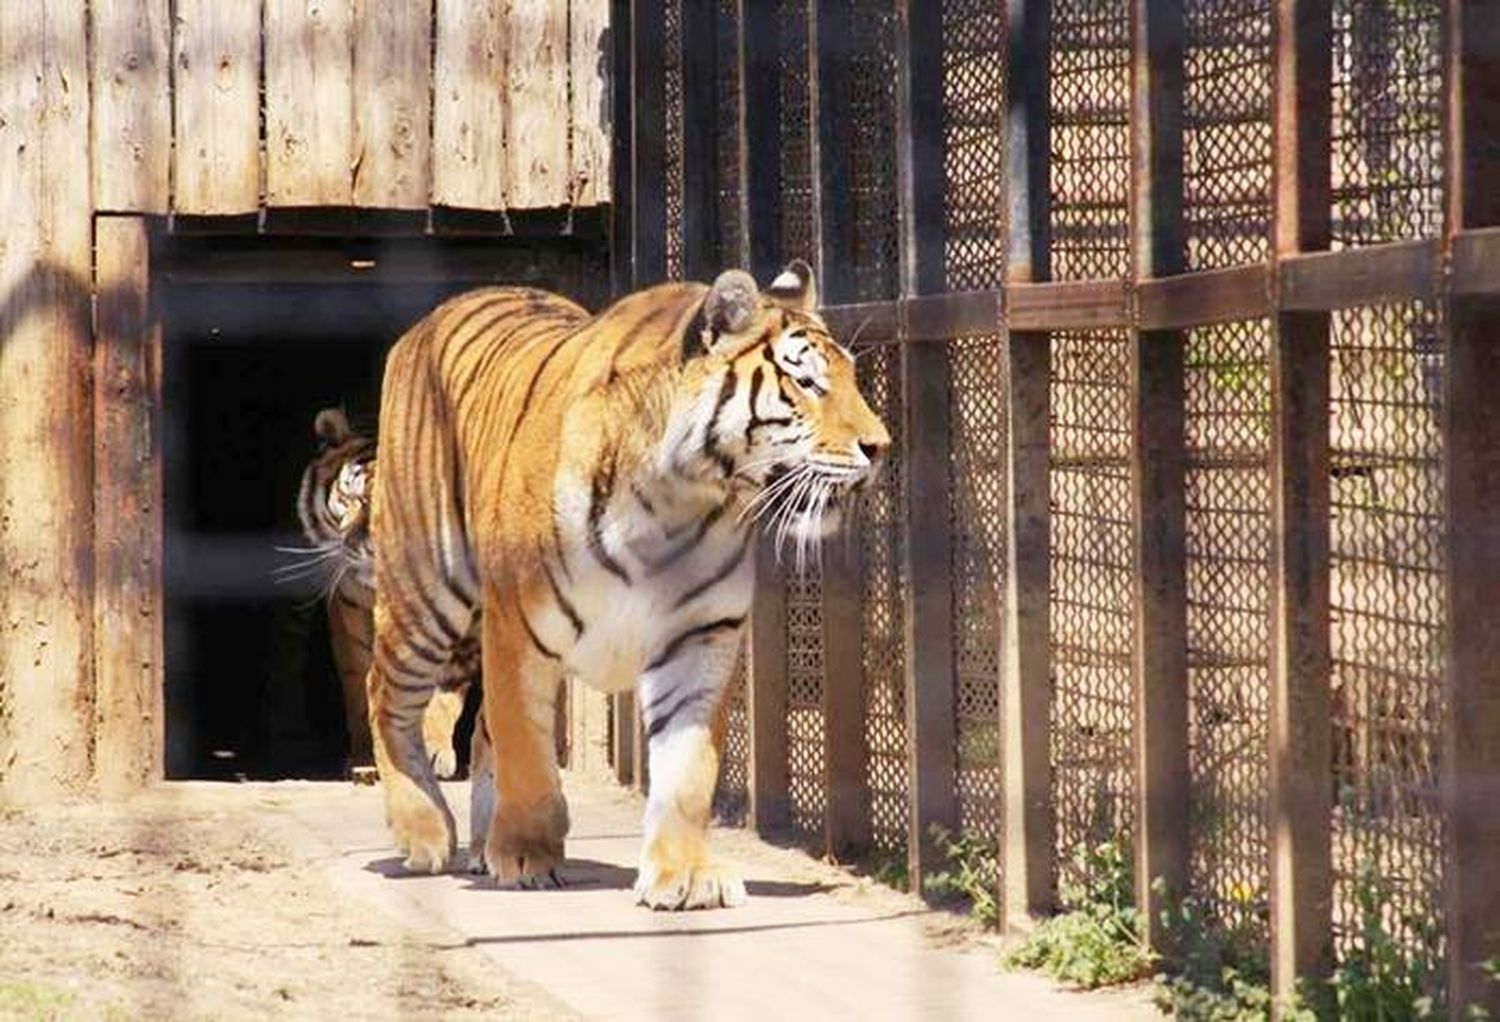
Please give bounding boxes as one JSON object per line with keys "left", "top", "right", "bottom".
{"left": 741, "top": 462, "right": 862, "bottom": 571}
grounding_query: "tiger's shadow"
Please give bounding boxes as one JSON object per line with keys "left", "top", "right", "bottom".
{"left": 362, "top": 856, "right": 833, "bottom": 898}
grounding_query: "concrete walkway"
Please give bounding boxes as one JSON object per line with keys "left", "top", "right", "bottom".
{"left": 272, "top": 773, "right": 1164, "bottom": 1022}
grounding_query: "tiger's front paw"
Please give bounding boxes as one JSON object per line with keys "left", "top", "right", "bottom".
{"left": 386, "top": 782, "right": 456, "bottom": 874}
{"left": 485, "top": 795, "right": 569, "bottom": 889}
{"left": 634, "top": 859, "right": 747, "bottom": 911}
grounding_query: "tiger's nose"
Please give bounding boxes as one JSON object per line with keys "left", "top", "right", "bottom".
{"left": 856, "top": 431, "right": 890, "bottom": 467}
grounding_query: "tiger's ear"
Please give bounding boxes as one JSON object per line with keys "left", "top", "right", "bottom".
{"left": 314, "top": 407, "right": 351, "bottom": 446}
{"left": 764, "top": 259, "right": 818, "bottom": 313}
{"left": 703, "top": 269, "right": 760, "bottom": 338}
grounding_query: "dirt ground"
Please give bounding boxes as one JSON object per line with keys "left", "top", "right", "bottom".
{"left": 0, "top": 785, "right": 576, "bottom": 1022}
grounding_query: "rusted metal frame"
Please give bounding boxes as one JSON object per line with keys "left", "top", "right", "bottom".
{"left": 741, "top": 0, "right": 792, "bottom": 833}
{"left": 680, "top": 1, "right": 721, "bottom": 281}
{"left": 1268, "top": 0, "right": 1336, "bottom": 1008}
{"left": 1281, "top": 240, "right": 1439, "bottom": 310}
{"left": 609, "top": 0, "right": 635, "bottom": 296}
{"left": 1128, "top": 0, "right": 1190, "bottom": 948}
{"left": 892, "top": 0, "right": 959, "bottom": 893}
{"left": 1442, "top": 5, "right": 1500, "bottom": 1016}
{"left": 808, "top": 0, "right": 872, "bottom": 859}
{"left": 629, "top": 0, "right": 668, "bottom": 286}
{"left": 1000, "top": 0, "right": 1056, "bottom": 929}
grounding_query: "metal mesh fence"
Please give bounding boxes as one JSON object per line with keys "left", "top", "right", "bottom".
{"left": 1183, "top": 0, "right": 1273, "bottom": 270}
{"left": 1329, "top": 302, "right": 1447, "bottom": 979}
{"left": 716, "top": 0, "right": 744, "bottom": 268}
{"left": 1330, "top": 0, "right": 1445, "bottom": 246}
{"left": 1049, "top": 0, "right": 1131, "bottom": 281}
{"left": 786, "top": 563, "right": 827, "bottom": 839}
{"left": 857, "top": 342, "right": 910, "bottom": 854}
{"left": 663, "top": 0, "right": 684, "bottom": 280}
{"left": 948, "top": 335, "right": 1007, "bottom": 848}
{"left": 1049, "top": 329, "right": 1136, "bottom": 890}
{"left": 1184, "top": 320, "right": 1272, "bottom": 937}
{"left": 940, "top": 0, "right": 1007, "bottom": 292}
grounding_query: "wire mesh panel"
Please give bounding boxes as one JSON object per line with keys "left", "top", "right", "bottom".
{"left": 716, "top": 0, "right": 744, "bottom": 267}
{"left": 786, "top": 562, "right": 827, "bottom": 838}
{"left": 940, "top": 0, "right": 1007, "bottom": 292}
{"left": 822, "top": 0, "right": 901, "bottom": 300}
{"left": 664, "top": 1, "right": 685, "bottom": 279}
{"left": 1329, "top": 302, "right": 1447, "bottom": 982}
{"left": 1183, "top": 320, "right": 1272, "bottom": 937}
{"left": 1182, "top": 0, "right": 1272, "bottom": 270}
{"left": 1049, "top": 330, "right": 1136, "bottom": 889}
{"left": 1330, "top": 0, "right": 1444, "bottom": 246}
{"left": 857, "top": 342, "right": 910, "bottom": 854}
{"left": 1049, "top": 0, "right": 1131, "bottom": 281}
{"left": 714, "top": 644, "right": 750, "bottom": 826}
{"left": 777, "top": 0, "right": 816, "bottom": 262}
{"left": 948, "top": 335, "right": 1007, "bottom": 848}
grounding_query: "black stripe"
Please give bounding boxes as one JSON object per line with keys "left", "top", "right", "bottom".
{"left": 652, "top": 498, "right": 730, "bottom": 574}
{"left": 541, "top": 556, "right": 585, "bottom": 636}
{"left": 645, "top": 615, "right": 745, "bottom": 673}
{"left": 680, "top": 297, "right": 711, "bottom": 360}
{"left": 631, "top": 483, "right": 657, "bottom": 515}
{"left": 586, "top": 456, "right": 632, "bottom": 584}
{"left": 519, "top": 610, "right": 562, "bottom": 661}
{"left": 646, "top": 688, "right": 714, "bottom": 740}
{"left": 672, "top": 529, "right": 753, "bottom": 610}
{"left": 609, "top": 305, "right": 677, "bottom": 382}
{"left": 700, "top": 369, "right": 738, "bottom": 478}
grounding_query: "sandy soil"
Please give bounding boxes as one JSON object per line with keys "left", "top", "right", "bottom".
{"left": 0, "top": 785, "right": 576, "bottom": 1022}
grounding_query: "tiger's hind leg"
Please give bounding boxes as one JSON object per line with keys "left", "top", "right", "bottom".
{"left": 478, "top": 586, "right": 569, "bottom": 888}
{"left": 634, "top": 623, "right": 747, "bottom": 910}
{"left": 367, "top": 599, "right": 469, "bottom": 873}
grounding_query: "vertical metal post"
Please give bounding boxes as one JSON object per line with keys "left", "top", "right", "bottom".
{"left": 1269, "top": 0, "right": 1335, "bottom": 1007}
{"left": 680, "top": 0, "right": 721, "bottom": 281}
{"left": 999, "top": 0, "right": 1056, "bottom": 929}
{"left": 1128, "top": 0, "right": 1189, "bottom": 945}
{"left": 630, "top": 0, "right": 668, "bottom": 286}
{"left": 1442, "top": 5, "right": 1500, "bottom": 1016}
{"left": 609, "top": 0, "right": 635, "bottom": 295}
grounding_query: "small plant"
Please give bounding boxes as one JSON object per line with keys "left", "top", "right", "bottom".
{"left": 1002, "top": 840, "right": 1156, "bottom": 989}
{"left": 1324, "top": 859, "right": 1447, "bottom": 1020}
{"left": 923, "top": 823, "right": 999, "bottom": 929}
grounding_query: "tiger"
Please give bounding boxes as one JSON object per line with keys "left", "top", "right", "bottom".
{"left": 366, "top": 260, "right": 890, "bottom": 909}
{"left": 293, "top": 408, "right": 472, "bottom": 778}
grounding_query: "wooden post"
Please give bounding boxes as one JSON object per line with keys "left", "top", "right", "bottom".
{"left": 265, "top": 0, "right": 355, "bottom": 207}
{"left": 1128, "top": 0, "right": 1189, "bottom": 942}
{"left": 1000, "top": 0, "right": 1056, "bottom": 929}
{"left": 93, "top": 217, "right": 164, "bottom": 799}
{"left": 612, "top": 691, "right": 635, "bottom": 786}
{"left": 352, "top": 0, "right": 433, "bottom": 209}
{"left": 1442, "top": 6, "right": 1500, "bottom": 1015}
{"left": 747, "top": 537, "right": 791, "bottom": 832}
{"left": 680, "top": 0, "right": 721, "bottom": 281}
{"left": 172, "top": 0, "right": 262, "bottom": 214}
{"left": 570, "top": 0, "right": 612, "bottom": 208}
{"left": 0, "top": 0, "right": 95, "bottom": 805}
{"left": 91, "top": 0, "right": 170, "bottom": 214}
{"left": 609, "top": 0, "right": 634, "bottom": 295}
{"left": 1268, "top": 0, "right": 1335, "bottom": 1007}
{"left": 894, "top": 0, "right": 959, "bottom": 891}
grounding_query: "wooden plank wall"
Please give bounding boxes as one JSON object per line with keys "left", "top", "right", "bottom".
{"left": 96, "top": 0, "right": 611, "bottom": 217}
{"left": 0, "top": 0, "right": 96, "bottom": 804}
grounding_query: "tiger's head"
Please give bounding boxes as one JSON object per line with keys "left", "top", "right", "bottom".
{"left": 291, "top": 407, "right": 377, "bottom": 595}
{"left": 676, "top": 260, "right": 891, "bottom": 560}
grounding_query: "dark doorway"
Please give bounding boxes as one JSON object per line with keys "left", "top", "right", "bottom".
{"left": 158, "top": 233, "right": 607, "bottom": 779}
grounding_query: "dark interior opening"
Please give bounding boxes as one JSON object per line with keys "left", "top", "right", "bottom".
{"left": 159, "top": 233, "right": 607, "bottom": 780}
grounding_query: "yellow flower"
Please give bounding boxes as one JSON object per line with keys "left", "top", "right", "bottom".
{"left": 1227, "top": 881, "right": 1255, "bottom": 905}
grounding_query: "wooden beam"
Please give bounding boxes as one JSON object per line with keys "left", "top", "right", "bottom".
{"left": 1443, "top": 5, "right": 1500, "bottom": 1016}
{"left": 1128, "top": 0, "right": 1189, "bottom": 943}
{"left": 0, "top": 0, "right": 95, "bottom": 804}
{"left": 820, "top": 300, "right": 900, "bottom": 344}
{"left": 1268, "top": 0, "right": 1335, "bottom": 1007}
{"left": 93, "top": 217, "right": 164, "bottom": 799}
{"left": 352, "top": 0, "right": 432, "bottom": 209}
{"left": 91, "top": 0, "right": 171, "bottom": 213}
{"left": 1000, "top": 0, "right": 1055, "bottom": 929}
{"left": 505, "top": 4, "right": 570, "bottom": 209}
{"left": 1137, "top": 266, "right": 1272, "bottom": 330}
{"left": 905, "top": 291, "right": 1002, "bottom": 341}
{"left": 1006, "top": 280, "right": 1130, "bottom": 331}
{"left": 570, "top": 0, "right": 612, "bottom": 207}
{"left": 172, "top": 0, "right": 262, "bottom": 214}
{"left": 432, "top": 0, "right": 507, "bottom": 211}
{"left": 1280, "top": 240, "right": 1438, "bottom": 310}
